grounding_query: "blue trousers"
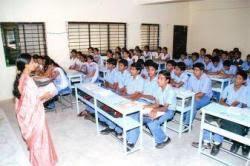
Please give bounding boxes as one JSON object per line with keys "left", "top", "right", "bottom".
{"left": 184, "top": 95, "right": 211, "bottom": 125}
{"left": 144, "top": 109, "right": 174, "bottom": 144}
{"left": 203, "top": 129, "right": 223, "bottom": 144}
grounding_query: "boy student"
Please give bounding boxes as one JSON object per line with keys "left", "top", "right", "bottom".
{"left": 166, "top": 60, "right": 176, "bottom": 78}
{"left": 113, "top": 59, "right": 131, "bottom": 94}
{"left": 142, "top": 70, "right": 176, "bottom": 148}
{"left": 100, "top": 62, "right": 144, "bottom": 151}
{"left": 69, "top": 49, "right": 79, "bottom": 69}
{"left": 192, "top": 70, "right": 249, "bottom": 157}
{"left": 191, "top": 52, "right": 201, "bottom": 66}
{"left": 171, "top": 62, "right": 189, "bottom": 88}
{"left": 184, "top": 63, "right": 212, "bottom": 126}
{"left": 203, "top": 54, "right": 213, "bottom": 72}
{"left": 233, "top": 51, "right": 243, "bottom": 68}
{"left": 199, "top": 48, "right": 206, "bottom": 62}
{"left": 104, "top": 58, "right": 117, "bottom": 90}
{"left": 207, "top": 56, "right": 223, "bottom": 74}
{"left": 93, "top": 48, "right": 102, "bottom": 66}
{"left": 143, "top": 45, "right": 153, "bottom": 60}
{"left": 242, "top": 54, "right": 250, "bottom": 71}
{"left": 180, "top": 52, "right": 193, "bottom": 69}
{"left": 219, "top": 60, "right": 237, "bottom": 78}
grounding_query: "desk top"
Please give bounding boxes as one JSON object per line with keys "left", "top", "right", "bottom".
{"left": 65, "top": 69, "right": 84, "bottom": 77}
{"left": 201, "top": 102, "right": 250, "bottom": 127}
{"left": 186, "top": 70, "right": 231, "bottom": 81}
{"left": 76, "top": 83, "right": 144, "bottom": 115}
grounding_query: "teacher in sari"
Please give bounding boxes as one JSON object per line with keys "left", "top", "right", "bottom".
{"left": 13, "top": 53, "right": 58, "bottom": 166}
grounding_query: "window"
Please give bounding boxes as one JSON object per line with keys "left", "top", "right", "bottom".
{"left": 68, "top": 22, "right": 126, "bottom": 54}
{"left": 141, "top": 24, "right": 160, "bottom": 51}
{"left": 0, "top": 22, "right": 47, "bottom": 66}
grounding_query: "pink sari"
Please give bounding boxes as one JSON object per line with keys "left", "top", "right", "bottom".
{"left": 15, "top": 74, "right": 58, "bottom": 166}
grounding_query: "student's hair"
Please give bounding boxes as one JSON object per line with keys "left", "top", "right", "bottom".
{"left": 192, "top": 52, "right": 199, "bottom": 59}
{"left": 71, "top": 49, "right": 77, "bottom": 53}
{"left": 13, "top": 53, "right": 32, "bottom": 99}
{"left": 204, "top": 54, "right": 212, "bottom": 60}
{"left": 144, "top": 60, "right": 154, "bottom": 67}
{"left": 121, "top": 47, "right": 127, "bottom": 52}
{"left": 235, "top": 51, "right": 242, "bottom": 56}
{"left": 124, "top": 50, "right": 131, "bottom": 58}
{"left": 211, "top": 56, "right": 220, "bottom": 63}
{"left": 166, "top": 60, "right": 176, "bottom": 66}
{"left": 118, "top": 59, "right": 128, "bottom": 67}
{"left": 94, "top": 48, "right": 99, "bottom": 52}
{"left": 107, "top": 58, "right": 117, "bottom": 66}
{"left": 157, "top": 46, "right": 162, "bottom": 51}
{"left": 233, "top": 47, "right": 239, "bottom": 52}
{"left": 137, "top": 59, "right": 145, "bottom": 67}
{"left": 106, "top": 49, "right": 113, "bottom": 54}
{"left": 131, "top": 62, "right": 142, "bottom": 73}
{"left": 77, "top": 51, "right": 82, "bottom": 55}
{"left": 87, "top": 55, "right": 94, "bottom": 61}
{"left": 43, "top": 55, "right": 52, "bottom": 72}
{"left": 176, "top": 62, "right": 186, "bottom": 71}
{"left": 148, "top": 62, "right": 158, "bottom": 71}
{"left": 193, "top": 62, "right": 205, "bottom": 71}
{"left": 162, "top": 47, "right": 168, "bottom": 51}
{"left": 88, "top": 47, "right": 94, "bottom": 51}
{"left": 200, "top": 48, "right": 206, "bottom": 53}
{"left": 158, "top": 70, "right": 171, "bottom": 82}
{"left": 144, "top": 45, "right": 149, "bottom": 50}
{"left": 32, "top": 54, "right": 39, "bottom": 59}
{"left": 115, "top": 46, "right": 121, "bottom": 52}
{"left": 223, "top": 60, "right": 231, "bottom": 67}
{"left": 236, "top": 70, "right": 247, "bottom": 80}
{"left": 37, "top": 55, "right": 45, "bottom": 60}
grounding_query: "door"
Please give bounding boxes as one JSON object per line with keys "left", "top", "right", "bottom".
{"left": 172, "top": 25, "right": 188, "bottom": 59}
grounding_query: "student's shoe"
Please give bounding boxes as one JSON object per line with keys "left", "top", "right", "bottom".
{"left": 155, "top": 137, "right": 171, "bottom": 149}
{"left": 183, "top": 125, "right": 192, "bottom": 133}
{"left": 100, "top": 128, "right": 114, "bottom": 135}
{"left": 126, "top": 142, "right": 135, "bottom": 152}
{"left": 192, "top": 142, "right": 211, "bottom": 149}
{"left": 210, "top": 144, "right": 221, "bottom": 156}
{"left": 115, "top": 132, "right": 123, "bottom": 140}
{"left": 242, "top": 145, "right": 250, "bottom": 157}
{"left": 230, "top": 142, "right": 240, "bottom": 153}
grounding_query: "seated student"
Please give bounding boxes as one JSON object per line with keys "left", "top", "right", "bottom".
{"left": 212, "top": 48, "right": 219, "bottom": 57}
{"left": 203, "top": 54, "right": 213, "bottom": 72}
{"left": 143, "top": 70, "right": 176, "bottom": 149}
{"left": 135, "top": 49, "right": 145, "bottom": 62}
{"left": 88, "top": 47, "right": 94, "bottom": 56}
{"left": 199, "top": 48, "right": 206, "bottom": 62}
{"left": 113, "top": 59, "right": 130, "bottom": 94}
{"left": 104, "top": 58, "right": 117, "bottom": 90}
{"left": 171, "top": 62, "right": 189, "bottom": 88}
{"left": 180, "top": 52, "right": 193, "bottom": 69}
{"left": 207, "top": 56, "right": 223, "bottom": 75}
{"left": 219, "top": 60, "right": 237, "bottom": 78}
{"left": 191, "top": 52, "right": 201, "bottom": 66}
{"left": 143, "top": 45, "right": 153, "bottom": 60}
{"left": 192, "top": 70, "right": 249, "bottom": 156}
{"left": 123, "top": 50, "right": 133, "bottom": 66}
{"left": 159, "top": 47, "right": 171, "bottom": 61}
{"left": 106, "top": 49, "right": 113, "bottom": 59}
{"left": 166, "top": 60, "right": 176, "bottom": 78}
{"left": 242, "top": 54, "right": 250, "bottom": 71}
{"left": 84, "top": 55, "right": 99, "bottom": 83}
{"left": 220, "top": 51, "right": 229, "bottom": 63}
{"left": 233, "top": 51, "right": 243, "bottom": 68}
{"left": 156, "top": 46, "right": 162, "bottom": 59}
{"left": 136, "top": 62, "right": 159, "bottom": 101}
{"left": 69, "top": 49, "right": 78, "bottom": 69}
{"left": 184, "top": 63, "right": 212, "bottom": 126}
{"left": 100, "top": 62, "right": 144, "bottom": 150}
{"left": 93, "top": 48, "right": 102, "bottom": 66}
{"left": 141, "top": 59, "right": 153, "bottom": 79}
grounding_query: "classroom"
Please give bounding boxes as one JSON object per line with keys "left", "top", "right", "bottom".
{"left": 0, "top": 0, "right": 250, "bottom": 166}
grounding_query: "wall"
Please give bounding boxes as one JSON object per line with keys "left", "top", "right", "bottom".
{"left": 0, "top": 0, "right": 190, "bottom": 100}
{"left": 187, "top": 0, "right": 250, "bottom": 57}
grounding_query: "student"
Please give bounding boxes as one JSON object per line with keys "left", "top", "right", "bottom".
{"left": 199, "top": 48, "right": 206, "bottom": 62}
{"left": 69, "top": 49, "right": 78, "bottom": 69}
{"left": 220, "top": 60, "right": 237, "bottom": 78}
{"left": 137, "top": 62, "right": 159, "bottom": 101}
{"left": 208, "top": 56, "right": 223, "bottom": 75}
{"left": 131, "top": 49, "right": 139, "bottom": 63}
{"left": 84, "top": 55, "right": 99, "bottom": 83}
{"left": 88, "top": 47, "right": 94, "bottom": 56}
{"left": 143, "top": 70, "right": 176, "bottom": 148}
{"left": 101, "top": 62, "right": 144, "bottom": 150}
{"left": 106, "top": 49, "right": 113, "bottom": 59}
{"left": 184, "top": 63, "right": 212, "bottom": 126}
{"left": 104, "top": 58, "right": 117, "bottom": 90}
{"left": 180, "top": 53, "right": 193, "bottom": 69}
{"left": 220, "top": 51, "right": 229, "bottom": 63}
{"left": 242, "top": 54, "right": 250, "bottom": 71}
{"left": 212, "top": 48, "right": 219, "bottom": 57}
{"left": 191, "top": 52, "right": 201, "bottom": 66}
{"left": 203, "top": 54, "right": 213, "bottom": 72}
{"left": 143, "top": 45, "right": 152, "bottom": 60}
{"left": 171, "top": 62, "right": 189, "bottom": 88}
{"left": 192, "top": 71, "right": 249, "bottom": 156}
{"left": 159, "top": 47, "right": 170, "bottom": 61}
{"left": 166, "top": 60, "right": 176, "bottom": 78}
{"left": 233, "top": 51, "right": 243, "bottom": 68}
{"left": 123, "top": 50, "right": 133, "bottom": 66}
{"left": 156, "top": 46, "right": 162, "bottom": 59}
{"left": 140, "top": 59, "right": 153, "bottom": 79}
{"left": 113, "top": 59, "right": 130, "bottom": 94}
{"left": 93, "top": 48, "right": 102, "bottom": 66}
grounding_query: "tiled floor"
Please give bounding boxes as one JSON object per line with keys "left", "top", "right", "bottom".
{"left": 0, "top": 99, "right": 245, "bottom": 166}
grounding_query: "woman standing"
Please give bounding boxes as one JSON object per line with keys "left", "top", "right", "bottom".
{"left": 13, "top": 53, "right": 58, "bottom": 166}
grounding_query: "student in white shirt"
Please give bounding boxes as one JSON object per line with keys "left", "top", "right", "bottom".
{"left": 104, "top": 58, "right": 117, "bottom": 90}
{"left": 180, "top": 53, "right": 193, "bottom": 69}
{"left": 199, "top": 48, "right": 206, "bottom": 62}
{"left": 171, "top": 62, "right": 189, "bottom": 88}
{"left": 143, "top": 45, "right": 152, "bottom": 60}
{"left": 203, "top": 54, "right": 213, "bottom": 72}
{"left": 219, "top": 60, "right": 237, "bottom": 78}
{"left": 166, "top": 60, "right": 176, "bottom": 78}
{"left": 69, "top": 49, "right": 78, "bottom": 69}
{"left": 159, "top": 47, "right": 171, "bottom": 61}
{"left": 123, "top": 50, "right": 133, "bottom": 66}
{"left": 84, "top": 55, "right": 98, "bottom": 83}
{"left": 93, "top": 48, "right": 102, "bottom": 66}
{"left": 208, "top": 56, "right": 223, "bottom": 75}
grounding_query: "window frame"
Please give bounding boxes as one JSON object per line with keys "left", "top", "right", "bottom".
{"left": 141, "top": 23, "right": 160, "bottom": 51}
